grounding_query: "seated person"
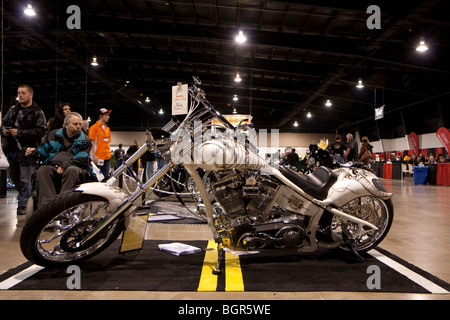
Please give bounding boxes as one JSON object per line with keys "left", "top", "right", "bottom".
{"left": 437, "top": 154, "right": 447, "bottom": 163}
{"left": 427, "top": 153, "right": 437, "bottom": 164}
{"left": 26, "top": 112, "right": 92, "bottom": 206}
{"left": 408, "top": 154, "right": 419, "bottom": 167}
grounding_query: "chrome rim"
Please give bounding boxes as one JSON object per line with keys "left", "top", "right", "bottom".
{"left": 331, "top": 196, "right": 391, "bottom": 251}
{"left": 36, "top": 200, "right": 118, "bottom": 263}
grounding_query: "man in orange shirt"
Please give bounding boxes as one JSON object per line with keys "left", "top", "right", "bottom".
{"left": 89, "top": 108, "right": 112, "bottom": 179}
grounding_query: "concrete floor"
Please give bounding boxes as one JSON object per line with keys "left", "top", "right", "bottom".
{"left": 1, "top": 178, "right": 449, "bottom": 300}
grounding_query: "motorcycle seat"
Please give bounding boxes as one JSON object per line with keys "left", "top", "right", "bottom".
{"left": 279, "top": 166, "right": 338, "bottom": 200}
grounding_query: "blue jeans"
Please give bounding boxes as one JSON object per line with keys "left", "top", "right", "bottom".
{"left": 98, "top": 159, "right": 111, "bottom": 181}
{"left": 7, "top": 160, "right": 34, "bottom": 206}
{"left": 146, "top": 161, "right": 155, "bottom": 181}
{"left": 335, "top": 156, "right": 346, "bottom": 164}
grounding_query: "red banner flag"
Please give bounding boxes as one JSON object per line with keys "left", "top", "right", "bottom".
{"left": 409, "top": 132, "right": 419, "bottom": 155}
{"left": 436, "top": 127, "right": 450, "bottom": 154}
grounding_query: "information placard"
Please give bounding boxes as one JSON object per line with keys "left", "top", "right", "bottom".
{"left": 172, "top": 83, "right": 188, "bottom": 115}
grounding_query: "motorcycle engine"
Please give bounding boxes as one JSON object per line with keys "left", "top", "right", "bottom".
{"left": 209, "top": 171, "right": 246, "bottom": 217}
{"left": 209, "top": 170, "right": 307, "bottom": 250}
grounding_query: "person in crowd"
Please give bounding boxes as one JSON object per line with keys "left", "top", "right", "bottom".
{"left": 328, "top": 135, "right": 349, "bottom": 164}
{"left": 126, "top": 140, "right": 140, "bottom": 175}
{"left": 416, "top": 154, "right": 425, "bottom": 165}
{"left": 1, "top": 84, "right": 47, "bottom": 215}
{"left": 357, "top": 136, "right": 373, "bottom": 165}
{"left": 437, "top": 154, "right": 447, "bottom": 163}
{"left": 346, "top": 133, "right": 359, "bottom": 162}
{"left": 407, "top": 153, "right": 419, "bottom": 167}
{"left": 89, "top": 108, "right": 112, "bottom": 179}
{"left": 25, "top": 112, "right": 92, "bottom": 206}
{"left": 155, "top": 150, "right": 165, "bottom": 170}
{"left": 280, "top": 147, "right": 292, "bottom": 165}
{"left": 389, "top": 152, "right": 398, "bottom": 162}
{"left": 286, "top": 148, "right": 300, "bottom": 166}
{"left": 427, "top": 153, "right": 437, "bottom": 164}
{"left": 47, "top": 102, "right": 71, "bottom": 132}
{"left": 113, "top": 143, "right": 125, "bottom": 168}
{"left": 272, "top": 149, "right": 281, "bottom": 162}
{"left": 144, "top": 149, "right": 156, "bottom": 181}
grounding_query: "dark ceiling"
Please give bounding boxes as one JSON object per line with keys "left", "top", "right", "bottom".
{"left": 2, "top": 0, "right": 450, "bottom": 140}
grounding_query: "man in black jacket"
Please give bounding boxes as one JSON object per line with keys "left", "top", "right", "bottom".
{"left": 328, "top": 135, "right": 349, "bottom": 164}
{"left": 1, "top": 84, "right": 47, "bottom": 214}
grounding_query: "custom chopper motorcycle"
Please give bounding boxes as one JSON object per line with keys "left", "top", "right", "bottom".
{"left": 20, "top": 77, "right": 394, "bottom": 271}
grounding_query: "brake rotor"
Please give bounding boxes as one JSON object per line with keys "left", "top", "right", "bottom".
{"left": 60, "top": 220, "right": 100, "bottom": 252}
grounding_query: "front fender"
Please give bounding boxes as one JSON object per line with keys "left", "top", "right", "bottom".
{"left": 75, "top": 182, "right": 129, "bottom": 215}
{"left": 323, "top": 167, "right": 392, "bottom": 207}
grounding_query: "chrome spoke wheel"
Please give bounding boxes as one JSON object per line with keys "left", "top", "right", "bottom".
{"left": 35, "top": 200, "right": 117, "bottom": 263}
{"left": 330, "top": 196, "right": 393, "bottom": 252}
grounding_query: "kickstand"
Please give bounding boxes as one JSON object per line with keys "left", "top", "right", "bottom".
{"left": 342, "top": 232, "right": 365, "bottom": 262}
{"left": 212, "top": 242, "right": 225, "bottom": 275}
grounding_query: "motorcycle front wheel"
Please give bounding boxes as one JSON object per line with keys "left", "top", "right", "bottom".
{"left": 20, "top": 191, "right": 124, "bottom": 267}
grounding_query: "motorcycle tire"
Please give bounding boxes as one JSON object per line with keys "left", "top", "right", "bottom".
{"left": 20, "top": 191, "right": 124, "bottom": 267}
{"left": 318, "top": 197, "right": 394, "bottom": 253}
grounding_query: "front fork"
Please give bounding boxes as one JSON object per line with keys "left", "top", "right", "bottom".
{"left": 81, "top": 143, "right": 191, "bottom": 245}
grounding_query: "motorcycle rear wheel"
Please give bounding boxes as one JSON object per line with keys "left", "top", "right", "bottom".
{"left": 20, "top": 191, "right": 124, "bottom": 267}
{"left": 319, "top": 196, "right": 394, "bottom": 253}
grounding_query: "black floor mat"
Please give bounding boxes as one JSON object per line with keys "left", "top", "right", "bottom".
{"left": 3, "top": 240, "right": 450, "bottom": 293}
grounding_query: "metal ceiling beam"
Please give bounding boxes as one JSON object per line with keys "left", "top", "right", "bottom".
{"left": 277, "top": 69, "right": 345, "bottom": 127}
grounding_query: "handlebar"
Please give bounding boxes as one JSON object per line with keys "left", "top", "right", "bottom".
{"left": 188, "top": 81, "right": 235, "bottom": 130}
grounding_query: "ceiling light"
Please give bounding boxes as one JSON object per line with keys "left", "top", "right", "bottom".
{"left": 416, "top": 36, "right": 428, "bottom": 52}
{"left": 307, "top": 112, "right": 312, "bottom": 118}
{"left": 325, "top": 99, "right": 332, "bottom": 107}
{"left": 233, "top": 94, "right": 238, "bottom": 101}
{"left": 233, "top": 108, "right": 237, "bottom": 114}
{"left": 145, "top": 97, "right": 150, "bottom": 103}
{"left": 234, "top": 73, "right": 242, "bottom": 82}
{"left": 24, "top": 3, "right": 36, "bottom": 16}
{"left": 356, "top": 80, "right": 364, "bottom": 89}
{"left": 235, "top": 30, "right": 246, "bottom": 44}
{"left": 159, "top": 108, "right": 164, "bottom": 114}
{"left": 91, "top": 57, "right": 99, "bottom": 66}
{"left": 87, "top": 116, "right": 91, "bottom": 122}
{"left": 293, "top": 121, "right": 299, "bottom": 127}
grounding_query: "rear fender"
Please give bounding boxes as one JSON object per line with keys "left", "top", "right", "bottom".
{"left": 323, "top": 167, "right": 392, "bottom": 207}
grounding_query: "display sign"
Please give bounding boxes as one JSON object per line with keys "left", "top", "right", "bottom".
{"left": 318, "top": 139, "right": 328, "bottom": 150}
{"left": 436, "top": 127, "right": 450, "bottom": 154}
{"left": 172, "top": 83, "right": 188, "bottom": 115}
{"left": 375, "top": 105, "right": 384, "bottom": 120}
